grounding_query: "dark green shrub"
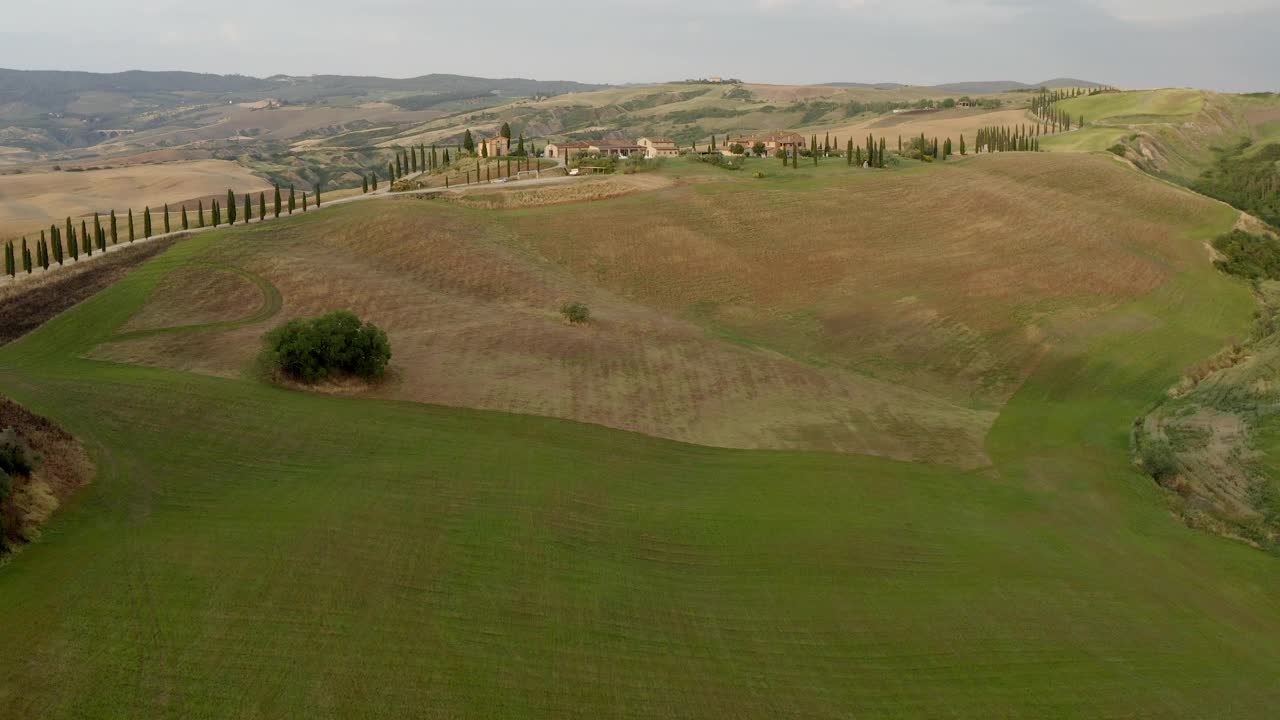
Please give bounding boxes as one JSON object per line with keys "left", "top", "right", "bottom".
{"left": 1211, "top": 230, "right": 1280, "bottom": 280}
{"left": 266, "top": 311, "right": 391, "bottom": 384}
{"left": 1193, "top": 141, "right": 1280, "bottom": 228}
{"left": 561, "top": 302, "right": 590, "bottom": 324}
{"left": 1108, "top": 144, "right": 1127, "bottom": 157}
{"left": 0, "top": 428, "right": 38, "bottom": 477}
{"left": 1140, "top": 438, "right": 1179, "bottom": 482}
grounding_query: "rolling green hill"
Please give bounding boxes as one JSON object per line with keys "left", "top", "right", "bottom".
{"left": 1, "top": 154, "right": 1279, "bottom": 717}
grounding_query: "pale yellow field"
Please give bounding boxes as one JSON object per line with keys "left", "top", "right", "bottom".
{"left": 805, "top": 107, "right": 1036, "bottom": 147}
{"left": 0, "top": 159, "right": 270, "bottom": 239}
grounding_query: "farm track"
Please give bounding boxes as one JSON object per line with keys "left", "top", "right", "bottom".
{"left": 0, "top": 236, "right": 180, "bottom": 345}
{"left": 107, "top": 264, "right": 283, "bottom": 342}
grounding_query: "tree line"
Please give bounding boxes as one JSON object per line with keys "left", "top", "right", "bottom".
{"left": 1027, "top": 87, "right": 1104, "bottom": 133}
{"left": 4, "top": 183, "right": 321, "bottom": 278}
{"left": 975, "top": 125, "right": 1044, "bottom": 153}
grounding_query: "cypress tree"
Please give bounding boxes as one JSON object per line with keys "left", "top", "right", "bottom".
{"left": 288, "top": 186, "right": 296, "bottom": 214}
{"left": 82, "top": 220, "right": 91, "bottom": 255}
{"left": 93, "top": 212, "right": 102, "bottom": 249}
{"left": 244, "top": 193, "right": 252, "bottom": 224}
{"left": 144, "top": 207, "right": 152, "bottom": 239}
{"left": 39, "top": 236, "right": 50, "bottom": 270}
{"left": 198, "top": 200, "right": 205, "bottom": 228}
{"left": 463, "top": 129, "right": 475, "bottom": 153}
{"left": 51, "top": 227, "right": 63, "bottom": 265}
{"left": 42, "top": 230, "right": 54, "bottom": 267}
{"left": 411, "top": 149, "right": 418, "bottom": 173}
{"left": 110, "top": 209, "right": 118, "bottom": 244}
{"left": 164, "top": 204, "right": 171, "bottom": 234}
{"left": 3, "top": 242, "right": 11, "bottom": 277}
{"left": 371, "top": 172, "right": 378, "bottom": 191}
{"left": 67, "top": 224, "right": 78, "bottom": 261}
{"left": 302, "top": 192, "right": 308, "bottom": 211}
{"left": 879, "top": 137, "right": 886, "bottom": 167}
{"left": 363, "top": 176, "right": 369, "bottom": 193}
{"left": 21, "top": 238, "right": 31, "bottom": 274}
{"left": 396, "top": 153, "right": 403, "bottom": 177}
{"left": 315, "top": 184, "right": 321, "bottom": 206}
{"left": 259, "top": 192, "right": 266, "bottom": 221}
{"left": 960, "top": 134, "right": 966, "bottom": 156}
{"left": 212, "top": 200, "right": 220, "bottom": 227}
{"left": 182, "top": 206, "right": 189, "bottom": 230}
{"left": 227, "top": 190, "right": 237, "bottom": 225}
{"left": 274, "top": 185, "right": 282, "bottom": 217}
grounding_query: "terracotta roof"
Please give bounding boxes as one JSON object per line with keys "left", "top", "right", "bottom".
{"left": 549, "top": 141, "right": 591, "bottom": 148}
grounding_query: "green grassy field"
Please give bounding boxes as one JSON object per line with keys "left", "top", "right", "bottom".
{"left": 1045, "top": 89, "right": 1280, "bottom": 181}
{"left": 2, "top": 156, "right": 1280, "bottom": 717}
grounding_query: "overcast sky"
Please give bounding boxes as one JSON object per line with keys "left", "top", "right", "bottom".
{"left": 0, "top": 0, "right": 1276, "bottom": 91}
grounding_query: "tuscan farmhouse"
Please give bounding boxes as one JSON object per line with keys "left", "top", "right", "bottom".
{"left": 544, "top": 140, "right": 591, "bottom": 159}
{"left": 637, "top": 137, "right": 680, "bottom": 158}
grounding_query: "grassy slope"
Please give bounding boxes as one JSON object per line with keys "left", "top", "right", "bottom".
{"left": 1044, "top": 89, "right": 1280, "bottom": 181}
{"left": 1, "top": 159, "right": 1280, "bottom": 717}
{"left": 86, "top": 154, "right": 1222, "bottom": 467}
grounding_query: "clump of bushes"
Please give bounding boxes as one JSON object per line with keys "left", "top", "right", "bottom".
{"left": 0, "top": 428, "right": 39, "bottom": 477}
{"left": 690, "top": 154, "right": 743, "bottom": 170}
{"left": 1211, "top": 229, "right": 1280, "bottom": 280}
{"left": 1140, "top": 438, "right": 1180, "bottom": 483}
{"left": 561, "top": 302, "right": 590, "bottom": 324}
{"left": 1194, "top": 141, "right": 1280, "bottom": 228}
{"left": 265, "top": 311, "right": 391, "bottom": 384}
{"left": 0, "top": 428, "right": 42, "bottom": 549}
{"left": 1108, "top": 144, "right": 1128, "bottom": 157}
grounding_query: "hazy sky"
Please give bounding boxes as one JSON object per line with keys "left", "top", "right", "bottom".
{"left": 1, "top": 0, "right": 1277, "bottom": 91}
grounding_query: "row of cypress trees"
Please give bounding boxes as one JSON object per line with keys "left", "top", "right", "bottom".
{"left": 975, "top": 125, "right": 1043, "bottom": 153}
{"left": 3, "top": 183, "right": 322, "bottom": 278}
{"left": 1028, "top": 87, "right": 1101, "bottom": 133}
{"left": 369, "top": 144, "right": 544, "bottom": 192}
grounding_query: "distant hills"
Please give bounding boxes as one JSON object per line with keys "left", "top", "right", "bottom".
{"left": 816, "top": 79, "right": 1104, "bottom": 93}
{"left": 0, "top": 68, "right": 609, "bottom": 116}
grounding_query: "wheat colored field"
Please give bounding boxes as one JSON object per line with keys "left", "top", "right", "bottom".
{"left": 806, "top": 107, "right": 1035, "bottom": 147}
{"left": 0, "top": 159, "right": 270, "bottom": 240}
{"left": 92, "top": 152, "right": 1231, "bottom": 466}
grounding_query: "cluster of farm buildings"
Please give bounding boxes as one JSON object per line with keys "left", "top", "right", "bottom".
{"left": 469, "top": 129, "right": 810, "bottom": 161}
